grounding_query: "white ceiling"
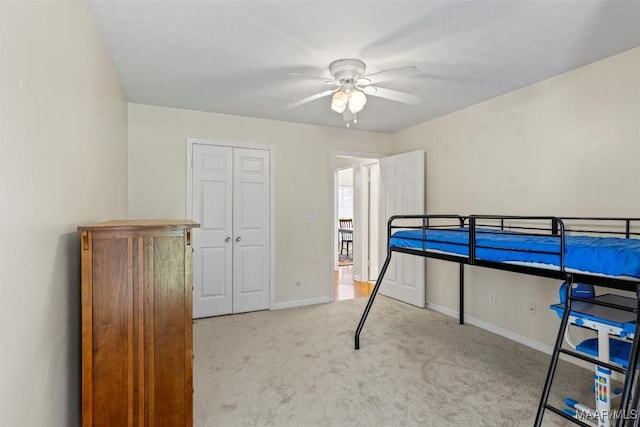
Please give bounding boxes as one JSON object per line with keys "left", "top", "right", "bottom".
{"left": 88, "top": 1, "right": 640, "bottom": 133}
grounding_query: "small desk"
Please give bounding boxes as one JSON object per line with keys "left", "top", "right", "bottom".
{"left": 550, "top": 294, "right": 636, "bottom": 339}
{"left": 550, "top": 294, "right": 636, "bottom": 426}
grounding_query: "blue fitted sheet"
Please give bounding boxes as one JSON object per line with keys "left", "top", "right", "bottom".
{"left": 390, "top": 228, "right": 640, "bottom": 278}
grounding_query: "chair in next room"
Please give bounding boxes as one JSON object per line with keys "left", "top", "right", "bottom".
{"left": 339, "top": 218, "right": 353, "bottom": 255}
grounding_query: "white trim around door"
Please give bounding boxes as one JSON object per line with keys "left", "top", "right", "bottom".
{"left": 186, "top": 138, "right": 275, "bottom": 317}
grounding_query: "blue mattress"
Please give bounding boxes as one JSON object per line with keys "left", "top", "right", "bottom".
{"left": 390, "top": 228, "right": 640, "bottom": 278}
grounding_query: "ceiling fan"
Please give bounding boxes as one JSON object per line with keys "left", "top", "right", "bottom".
{"left": 286, "top": 59, "right": 422, "bottom": 125}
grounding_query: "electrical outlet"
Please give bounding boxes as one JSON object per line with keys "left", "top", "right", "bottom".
{"left": 528, "top": 302, "right": 536, "bottom": 315}
{"left": 295, "top": 277, "right": 302, "bottom": 287}
{"left": 489, "top": 293, "right": 496, "bottom": 305}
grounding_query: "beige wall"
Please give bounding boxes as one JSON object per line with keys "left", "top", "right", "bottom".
{"left": 127, "top": 104, "right": 391, "bottom": 305}
{"left": 392, "top": 48, "right": 640, "bottom": 347}
{"left": 0, "top": 2, "right": 128, "bottom": 426}
{"left": 2, "top": 3, "right": 635, "bottom": 421}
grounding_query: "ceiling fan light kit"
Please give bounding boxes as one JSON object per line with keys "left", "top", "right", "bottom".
{"left": 288, "top": 58, "right": 421, "bottom": 127}
{"left": 330, "top": 90, "right": 348, "bottom": 113}
{"left": 348, "top": 90, "right": 367, "bottom": 113}
{"left": 330, "top": 87, "right": 367, "bottom": 115}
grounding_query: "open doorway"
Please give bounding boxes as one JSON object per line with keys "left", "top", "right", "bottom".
{"left": 337, "top": 168, "right": 354, "bottom": 267}
{"left": 332, "top": 152, "right": 380, "bottom": 301}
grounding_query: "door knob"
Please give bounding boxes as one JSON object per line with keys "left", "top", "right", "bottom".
{"left": 235, "top": 236, "right": 242, "bottom": 242}
{"left": 225, "top": 236, "right": 231, "bottom": 242}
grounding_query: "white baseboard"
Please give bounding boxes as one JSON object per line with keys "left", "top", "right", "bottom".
{"left": 426, "top": 301, "right": 625, "bottom": 379}
{"left": 426, "top": 301, "right": 554, "bottom": 355}
{"left": 271, "top": 296, "right": 333, "bottom": 310}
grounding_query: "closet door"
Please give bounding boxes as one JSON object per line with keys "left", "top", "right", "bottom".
{"left": 192, "top": 144, "right": 233, "bottom": 318}
{"left": 232, "top": 148, "right": 270, "bottom": 313}
{"left": 190, "top": 143, "right": 271, "bottom": 318}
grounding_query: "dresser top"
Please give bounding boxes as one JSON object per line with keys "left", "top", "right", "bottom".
{"left": 78, "top": 219, "right": 200, "bottom": 231}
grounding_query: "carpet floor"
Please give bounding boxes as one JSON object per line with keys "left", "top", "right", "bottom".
{"left": 194, "top": 296, "right": 597, "bottom": 426}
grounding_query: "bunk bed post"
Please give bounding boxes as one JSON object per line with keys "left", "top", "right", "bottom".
{"left": 615, "top": 283, "right": 640, "bottom": 427}
{"left": 459, "top": 216, "right": 468, "bottom": 324}
{"left": 459, "top": 263, "right": 464, "bottom": 324}
{"left": 535, "top": 274, "right": 575, "bottom": 427}
{"left": 626, "top": 219, "right": 631, "bottom": 239}
{"left": 630, "top": 352, "right": 640, "bottom": 427}
{"left": 469, "top": 217, "right": 477, "bottom": 264}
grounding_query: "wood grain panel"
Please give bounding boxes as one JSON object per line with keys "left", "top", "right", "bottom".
{"left": 133, "top": 237, "right": 144, "bottom": 426}
{"left": 81, "top": 231, "right": 93, "bottom": 427}
{"left": 146, "top": 238, "right": 155, "bottom": 425}
{"left": 184, "top": 235, "right": 194, "bottom": 426}
{"left": 151, "top": 235, "right": 186, "bottom": 425}
{"left": 91, "top": 237, "right": 130, "bottom": 425}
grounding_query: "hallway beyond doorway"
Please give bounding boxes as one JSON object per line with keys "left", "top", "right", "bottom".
{"left": 333, "top": 265, "right": 372, "bottom": 301}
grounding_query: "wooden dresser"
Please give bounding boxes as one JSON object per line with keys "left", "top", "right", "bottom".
{"left": 78, "top": 220, "right": 199, "bottom": 427}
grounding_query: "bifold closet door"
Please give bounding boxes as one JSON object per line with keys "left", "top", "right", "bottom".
{"left": 232, "top": 148, "right": 270, "bottom": 314}
{"left": 192, "top": 144, "right": 270, "bottom": 318}
{"left": 192, "top": 144, "right": 233, "bottom": 318}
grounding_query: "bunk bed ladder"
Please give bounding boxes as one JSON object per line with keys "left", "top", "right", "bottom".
{"left": 535, "top": 280, "right": 640, "bottom": 427}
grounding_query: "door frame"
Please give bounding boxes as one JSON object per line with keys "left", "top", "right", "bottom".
{"left": 331, "top": 150, "right": 382, "bottom": 288}
{"left": 363, "top": 161, "right": 380, "bottom": 281}
{"left": 186, "top": 138, "right": 276, "bottom": 310}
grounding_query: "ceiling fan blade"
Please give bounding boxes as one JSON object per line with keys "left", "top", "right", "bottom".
{"left": 287, "top": 73, "right": 340, "bottom": 85}
{"left": 359, "top": 66, "right": 421, "bottom": 85}
{"left": 283, "top": 88, "right": 338, "bottom": 110}
{"left": 366, "top": 86, "right": 421, "bottom": 105}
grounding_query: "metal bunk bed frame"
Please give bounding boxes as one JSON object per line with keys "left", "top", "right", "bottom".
{"left": 354, "top": 214, "right": 640, "bottom": 426}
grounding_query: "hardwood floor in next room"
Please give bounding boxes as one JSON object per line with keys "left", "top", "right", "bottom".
{"left": 333, "top": 265, "right": 373, "bottom": 301}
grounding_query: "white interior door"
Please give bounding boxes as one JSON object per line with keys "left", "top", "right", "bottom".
{"left": 378, "top": 150, "right": 425, "bottom": 307}
{"left": 367, "top": 162, "right": 380, "bottom": 281}
{"left": 192, "top": 144, "right": 233, "bottom": 318}
{"left": 232, "top": 148, "right": 270, "bottom": 314}
{"left": 191, "top": 143, "right": 271, "bottom": 318}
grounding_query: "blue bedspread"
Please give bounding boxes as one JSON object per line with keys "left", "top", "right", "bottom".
{"left": 390, "top": 228, "right": 640, "bottom": 278}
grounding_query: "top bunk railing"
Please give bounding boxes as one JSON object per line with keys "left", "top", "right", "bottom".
{"left": 385, "top": 215, "right": 640, "bottom": 287}
{"left": 467, "top": 215, "right": 568, "bottom": 269}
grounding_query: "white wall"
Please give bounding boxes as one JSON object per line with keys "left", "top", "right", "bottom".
{"left": 392, "top": 48, "right": 640, "bottom": 347}
{"left": 127, "top": 104, "right": 391, "bottom": 306}
{"left": 0, "top": 2, "right": 128, "bottom": 426}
